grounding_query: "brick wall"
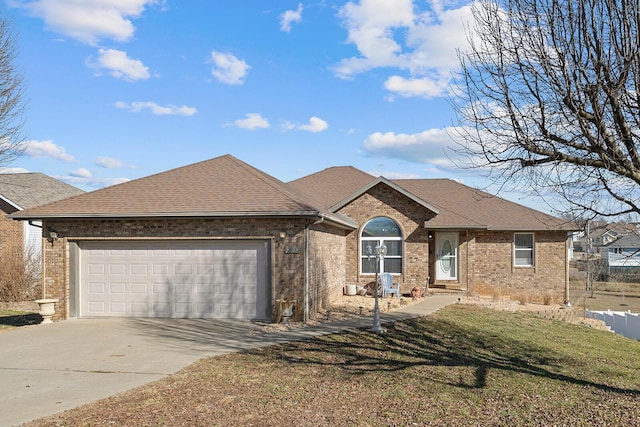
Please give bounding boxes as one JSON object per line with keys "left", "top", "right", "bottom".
{"left": 337, "top": 183, "right": 434, "bottom": 290}
{"left": 43, "top": 217, "right": 312, "bottom": 321}
{"left": 467, "top": 230, "right": 568, "bottom": 304}
{"left": 334, "top": 182, "right": 568, "bottom": 304}
{"left": 40, "top": 209, "right": 570, "bottom": 320}
{"left": 0, "top": 211, "right": 24, "bottom": 257}
{"left": 308, "top": 223, "right": 347, "bottom": 316}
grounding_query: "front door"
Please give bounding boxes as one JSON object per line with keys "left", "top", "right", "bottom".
{"left": 436, "top": 232, "right": 458, "bottom": 281}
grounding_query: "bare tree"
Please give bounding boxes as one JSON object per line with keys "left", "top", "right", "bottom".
{"left": 0, "top": 16, "right": 25, "bottom": 166}
{"left": 453, "top": 0, "right": 640, "bottom": 219}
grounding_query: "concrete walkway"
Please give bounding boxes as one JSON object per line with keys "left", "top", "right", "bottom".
{"left": 0, "top": 294, "right": 459, "bottom": 426}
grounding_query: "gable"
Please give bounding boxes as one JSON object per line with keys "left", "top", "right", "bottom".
{"left": 336, "top": 181, "right": 438, "bottom": 224}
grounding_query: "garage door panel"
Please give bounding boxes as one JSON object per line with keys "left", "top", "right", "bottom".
{"left": 131, "top": 283, "right": 148, "bottom": 293}
{"left": 109, "top": 264, "right": 126, "bottom": 275}
{"left": 175, "top": 264, "right": 192, "bottom": 275}
{"left": 88, "top": 301, "right": 105, "bottom": 313}
{"left": 131, "top": 264, "right": 148, "bottom": 275}
{"left": 196, "top": 283, "right": 215, "bottom": 295}
{"left": 87, "top": 282, "right": 105, "bottom": 294}
{"left": 109, "top": 283, "right": 126, "bottom": 294}
{"left": 152, "top": 282, "right": 169, "bottom": 294}
{"left": 109, "top": 302, "right": 127, "bottom": 314}
{"left": 80, "top": 240, "right": 269, "bottom": 319}
{"left": 152, "top": 264, "right": 170, "bottom": 275}
{"left": 87, "top": 264, "right": 105, "bottom": 275}
{"left": 131, "top": 302, "right": 148, "bottom": 313}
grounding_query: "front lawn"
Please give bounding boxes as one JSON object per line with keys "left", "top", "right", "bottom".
{"left": 26, "top": 304, "right": 640, "bottom": 426}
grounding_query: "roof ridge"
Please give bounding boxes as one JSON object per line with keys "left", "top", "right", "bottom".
{"left": 227, "top": 155, "right": 320, "bottom": 210}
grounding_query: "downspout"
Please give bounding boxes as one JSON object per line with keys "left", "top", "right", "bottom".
{"left": 28, "top": 220, "right": 43, "bottom": 230}
{"left": 304, "top": 213, "right": 325, "bottom": 322}
{"left": 39, "top": 221, "right": 46, "bottom": 299}
{"left": 466, "top": 229, "right": 470, "bottom": 297}
{"left": 304, "top": 223, "right": 310, "bottom": 322}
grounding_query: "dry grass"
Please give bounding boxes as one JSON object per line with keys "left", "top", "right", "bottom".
{"left": 571, "top": 279, "right": 640, "bottom": 314}
{"left": 24, "top": 304, "right": 640, "bottom": 427}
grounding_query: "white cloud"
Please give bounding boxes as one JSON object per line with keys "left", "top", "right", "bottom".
{"left": 115, "top": 101, "right": 197, "bottom": 116}
{"left": 0, "top": 167, "right": 29, "bottom": 173}
{"left": 231, "top": 113, "right": 270, "bottom": 130}
{"left": 282, "top": 117, "right": 329, "bottom": 133}
{"left": 210, "top": 51, "right": 250, "bottom": 85}
{"left": 95, "top": 156, "right": 124, "bottom": 169}
{"left": 298, "top": 116, "right": 329, "bottom": 133}
{"left": 18, "top": 139, "right": 74, "bottom": 162}
{"left": 10, "top": 0, "right": 158, "bottom": 45}
{"left": 333, "top": 0, "right": 414, "bottom": 78}
{"left": 363, "top": 127, "right": 461, "bottom": 168}
{"left": 334, "top": 0, "right": 476, "bottom": 98}
{"left": 384, "top": 75, "right": 448, "bottom": 99}
{"left": 87, "top": 48, "right": 151, "bottom": 81}
{"left": 368, "top": 170, "right": 422, "bottom": 179}
{"left": 280, "top": 3, "right": 303, "bottom": 32}
{"left": 62, "top": 174, "right": 129, "bottom": 188}
{"left": 69, "top": 168, "right": 92, "bottom": 178}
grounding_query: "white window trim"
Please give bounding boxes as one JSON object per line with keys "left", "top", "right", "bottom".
{"left": 360, "top": 237, "right": 403, "bottom": 275}
{"left": 359, "top": 217, "right": 403, "bottom": 275}
{"left": 514, "top": 232, "right": 535, "bottom": 267}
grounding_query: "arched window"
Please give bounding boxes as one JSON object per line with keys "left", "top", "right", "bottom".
{"left": 360, "top": 217, "right": 403, "bottom": 274}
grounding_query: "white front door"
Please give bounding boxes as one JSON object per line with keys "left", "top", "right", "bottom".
{"left": 436, "top": 232, "right": 458, "bottom": 281}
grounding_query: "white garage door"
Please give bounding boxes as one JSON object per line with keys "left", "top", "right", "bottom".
{"left": 79, "top": 240, "right": 269, "bottom": 320}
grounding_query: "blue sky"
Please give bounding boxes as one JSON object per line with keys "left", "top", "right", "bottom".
{"left": 0, "top": 0, "right": 553, "bottom": 212}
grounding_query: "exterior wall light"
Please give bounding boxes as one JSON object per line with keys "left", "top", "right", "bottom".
{"left": 47, "top": 228, "right": 58, "bottom": 245}
{"left": 278, "top": 230, "right": 287, "bottom": 240}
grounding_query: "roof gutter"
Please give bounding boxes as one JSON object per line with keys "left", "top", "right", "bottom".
{"left": 10, "top": 210, "right": 357, "bottom": 230}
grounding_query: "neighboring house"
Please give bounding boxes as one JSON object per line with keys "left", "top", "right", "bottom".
{"left": 11, "top": 155, "right": 575, "bottom": 322}
{"left": 573, "top": 222, "right": 638, "bottom": 253}
{"left": 599, "top": 234, "right": 640, "bottom": 273}
{"left": 0, "top": 173, "right": 84, "bottom": 261}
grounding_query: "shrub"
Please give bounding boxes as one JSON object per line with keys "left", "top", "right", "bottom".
{"left": 0, "top": 247, "right": 41, "bottom": 302}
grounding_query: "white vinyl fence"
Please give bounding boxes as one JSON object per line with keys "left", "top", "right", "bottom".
{"left": 586, "top": 310, "right": 640, "bottom": 340}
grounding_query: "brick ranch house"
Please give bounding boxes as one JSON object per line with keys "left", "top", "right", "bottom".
{"left": 12, "top": 155, "right": 575, "bottom": 322}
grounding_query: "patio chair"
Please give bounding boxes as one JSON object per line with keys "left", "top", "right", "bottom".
{"left": 381, "top": 272, "right": 400, "bottom": 298}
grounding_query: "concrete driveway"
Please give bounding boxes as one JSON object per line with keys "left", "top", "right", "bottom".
{"left": 0, "top": 317, "right": 287, "bottom": 426}
{"left": 0, "top": 294, "right": 459, "bottom": 426}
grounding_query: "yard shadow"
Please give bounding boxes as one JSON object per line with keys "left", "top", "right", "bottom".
{"left": 0, "top": 313, "right": 42, "bottom": 327}
{"left": 250, "top": 310, "right": 640, "bottom": 396}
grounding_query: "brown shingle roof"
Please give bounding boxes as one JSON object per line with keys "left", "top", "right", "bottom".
{"left": 289, "top": 165, "right": 573, "bottom": 231}
{"left": 288, "top": 166, "right": 375, "bottom": 208}
{"left": 11, "top": 155, "right": 355, "bottom": 228}
{"left": 11, "top": 156, "right": 574, "bottom": 232}
{"left": 395, "top": 179, "right": 573, "bottom": 231}
{"left": 0, "top": 173, "right": 84, "bottom": 211}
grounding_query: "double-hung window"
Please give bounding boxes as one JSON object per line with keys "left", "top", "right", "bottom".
{"left": 514, "top": 233, "right": 534, "bottom": 267}
{"left": 361, "top": 217, "right": 403, "bottom": 274}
